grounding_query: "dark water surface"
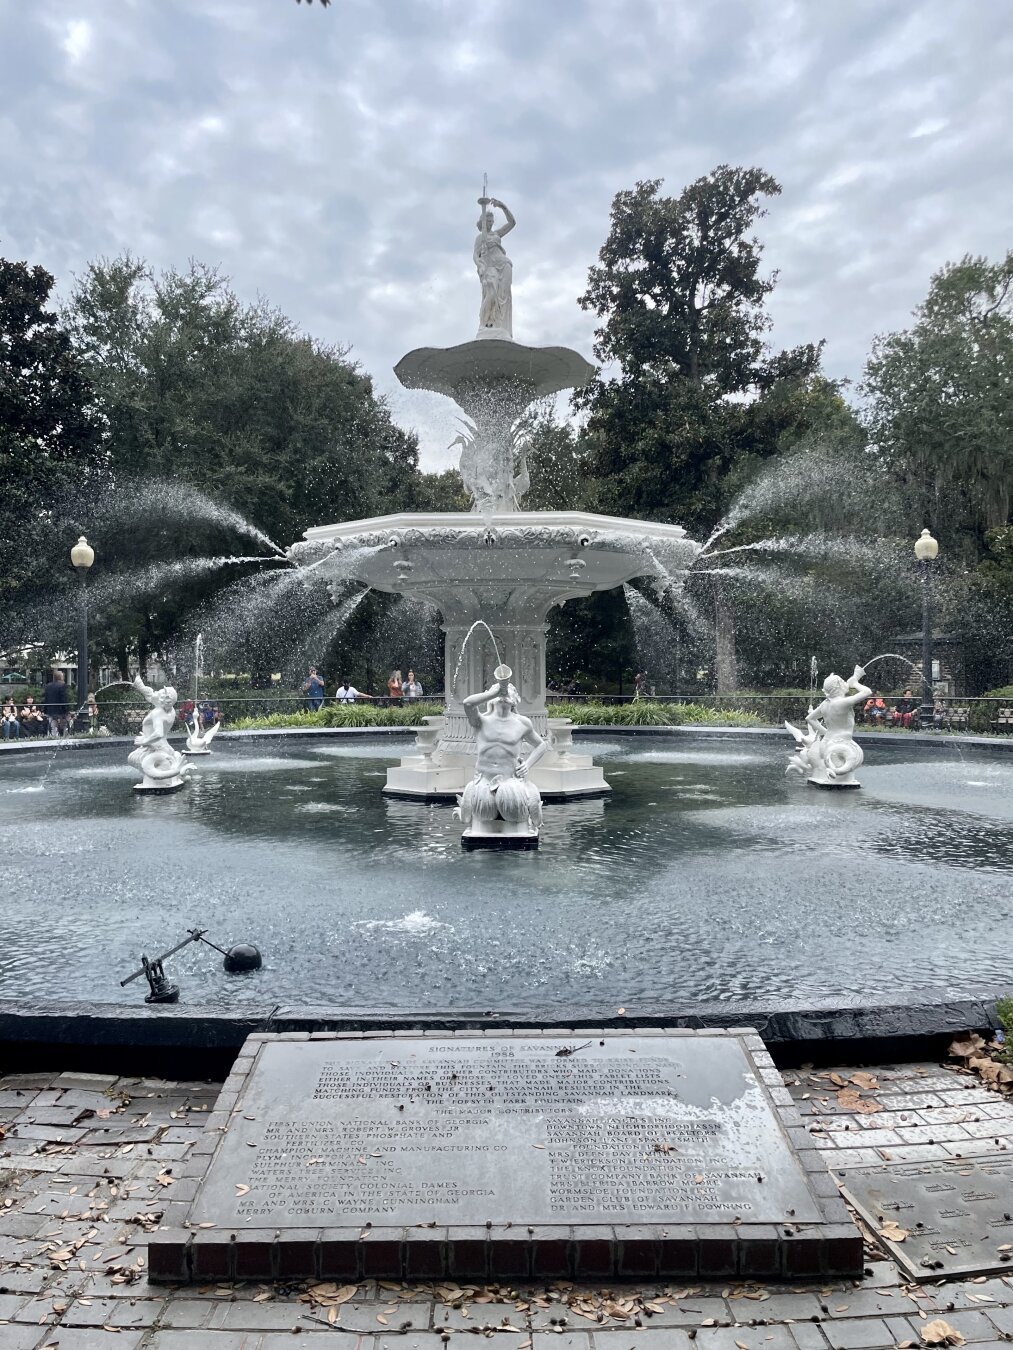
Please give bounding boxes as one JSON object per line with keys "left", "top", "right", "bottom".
{"left": 2, "top": 735, "right": 1011, "bottom": 1010}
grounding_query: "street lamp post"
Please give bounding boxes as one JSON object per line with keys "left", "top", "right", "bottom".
{"left": 70, "top": 536, "right": 95, "bottom": 708}
{"left": 914, "top": 528, "right": 939, "bottom": 729}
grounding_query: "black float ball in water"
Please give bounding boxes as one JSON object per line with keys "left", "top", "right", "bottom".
{"left": 223, "top": 944, "right": 262, "bottom": 973}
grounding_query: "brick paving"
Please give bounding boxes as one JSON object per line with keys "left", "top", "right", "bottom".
{"left": 0, "top": 1060, "right": 1011, "bottom": 1349}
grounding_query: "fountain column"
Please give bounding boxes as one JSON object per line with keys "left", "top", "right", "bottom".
{"left": 440, "top": 619, "right": 549, "bottom": 756}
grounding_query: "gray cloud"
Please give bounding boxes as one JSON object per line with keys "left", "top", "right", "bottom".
{"left": 1, "top": 0, "right": 1010, "bottom": 472}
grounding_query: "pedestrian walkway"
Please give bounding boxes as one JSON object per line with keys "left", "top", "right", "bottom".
{"left": 0, "top": 1059, "right": 1010, "bottom": 1349}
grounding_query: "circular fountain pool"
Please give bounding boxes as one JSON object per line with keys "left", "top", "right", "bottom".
{"left": 2, "top": 734, "right": 1011, "bottom": 1012}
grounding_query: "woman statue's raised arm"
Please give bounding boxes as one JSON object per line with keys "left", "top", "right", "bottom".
{"left": 490, "top": 198, "right": 515, "bottom": 237}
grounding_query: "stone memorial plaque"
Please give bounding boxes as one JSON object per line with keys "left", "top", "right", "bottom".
{"left": 151, "top": 1030, "right": 861, "bottom": 1282}
{"left": 841, "top": 1156, "right": 1013, "bottom": 1279}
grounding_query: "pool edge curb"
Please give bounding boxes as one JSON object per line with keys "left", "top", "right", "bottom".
{"left": 0, "top": 994, "right": 1001, "bottom": 1077}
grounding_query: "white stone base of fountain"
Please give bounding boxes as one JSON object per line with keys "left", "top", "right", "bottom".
{"left": 183, "top": 746, "right": 212, "bottom": 756}
{"left": 295, "top": 509, "right": 699, "bottom": 805}
{"left": 461, "top": 817, "right": 539, "bottom": 850}
{"left": 384, "top": 717, "right": 609, "bottom": 801}
{"left": 807, "top": 775, "right": 861, "bottom": 790}
{"left": 132, "top": 776, "right": 188, "bottom": 794}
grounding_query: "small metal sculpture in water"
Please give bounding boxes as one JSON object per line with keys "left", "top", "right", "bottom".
{"left": 455, "top": 662, "right": 546, "bottom": 847}
{"left": 120, "top": 927, "right": 262, "bottom": 1005}
{"left": 184, "top": 711, "right": 220, "bottom": 756}
{"left": 127, "top": 674, "right": 190, "bottom": 793}
{"left": 786, "top": 664, "right": 871, "bottom": 789}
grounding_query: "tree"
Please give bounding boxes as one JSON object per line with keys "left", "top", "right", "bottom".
{"left": 575, "top": 168, "right": 827, "bottom": 688}
{"left": 518, "top": 411, "right": 587, "bottom": 511}
{"left": 63, "top": 256, "right": 426, "bottom": 548}
{"left": 864, "top": 252, "right": 1013, "bottom": 554}
{"left": 14, "top": 255, "right": 446, "bottom": 673}
{"left": 414, "top": 467, "right": 469, "bottom": 512}
{"left": 951, "top": 526, "right": 1013, "bottom": 693}
{"left": 0, "top": 256, "right": 104, "bottom": 588}
{"left": 576, "top": 168, "right": 824, "bottom": 536}
{"left": 5, "top": 253, "right": 449, "bottom": 675}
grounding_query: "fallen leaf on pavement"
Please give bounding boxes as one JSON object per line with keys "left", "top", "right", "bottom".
{"left": 921, "top": 1319, "right": 965, "bottom": 1346}
{"left": 850, "top": 1072, "right": 879, "bottom": 1090}
{"left": 837, "top": 1088, "right": 882, "bottom": 1113}
{"left": 948, "top": 1035, "right": 985, "bottom": 1059}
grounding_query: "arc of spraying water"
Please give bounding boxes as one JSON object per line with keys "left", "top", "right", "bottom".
{"left": 861, "top": 652, "right": 926, "bottom": 676}
{"left": 450, "top": 620, "right": 503, "bottom": 699}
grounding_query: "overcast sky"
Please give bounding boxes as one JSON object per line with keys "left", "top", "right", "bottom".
{"left": 2, "top": 0, "right": 1011, "bottom": 470}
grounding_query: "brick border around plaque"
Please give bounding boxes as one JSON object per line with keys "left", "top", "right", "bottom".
{"left": 149, "top": 1027, "right": 862, "bottom": 1283}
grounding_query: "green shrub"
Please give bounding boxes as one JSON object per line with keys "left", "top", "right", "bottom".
{"left": 548, "top": 701, "right": 761, "bottom": 728}
{"left": 227, "top": 699, "right": 760, "bottom": 731}
{"left": 996, "top": 994, "right": 1013, "bottom": 1063}
{"left": 229, "top": 703, "right": 443, "bottom": 731}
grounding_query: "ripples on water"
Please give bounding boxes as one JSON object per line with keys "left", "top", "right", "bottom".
{"left": 0, "top": 735, "right": 1011, "bottom": 1009}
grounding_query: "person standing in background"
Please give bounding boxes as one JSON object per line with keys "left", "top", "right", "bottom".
{"left": 301, "top": 666, "right": 326, "bottom": 711}
{"left": 336, "top": 677, "right": 375, "bottom": 704}
{"left": 42, "top": 670, "right": 70, "bottom": 736}
{"left": 402, "top": 669, "right": 424, "bottom": 702}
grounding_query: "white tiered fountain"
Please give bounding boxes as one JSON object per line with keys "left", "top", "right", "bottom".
{"left": 292, "top": 192, "right": 700, "bottom": 801}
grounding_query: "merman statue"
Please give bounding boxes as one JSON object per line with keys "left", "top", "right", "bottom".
{"left": 455, "top": 663, "right": 545, "bottom": 847}
{"left": 127, "top": 675, "right": 190, "bottom": 793}
{"left": 786, "top": 664, "right": 871, "bottom": 789}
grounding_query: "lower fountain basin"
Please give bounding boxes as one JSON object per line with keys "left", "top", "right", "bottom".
{"left": 2, "top": 732, "right": 1011, "bottom": 1013}
{"left": 294, "top": 510, "right": 699, "bottom": 799}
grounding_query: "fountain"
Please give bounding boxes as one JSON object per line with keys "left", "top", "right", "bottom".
{"left": 127, "top": 675, "right": 190, "bottom": 793}
{"left": 291, "top": 190, "right": 699, "bottom": 801}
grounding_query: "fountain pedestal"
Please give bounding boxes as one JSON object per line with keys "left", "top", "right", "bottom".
{"left": 461, "top": 816, "right": 540, "bottom": 849}
{"left": 296, "top": 511, "right": 698, "bottom": 801}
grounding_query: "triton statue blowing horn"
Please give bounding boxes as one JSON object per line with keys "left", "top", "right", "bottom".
{"left": 454, "top": 663, "right": 545, "bottom": 848}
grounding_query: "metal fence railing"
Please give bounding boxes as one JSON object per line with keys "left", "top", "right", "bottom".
{"left": 546, "top": 692, "right": 1013, "bottom": 734}
{"left": 4, "top": 689, "right": 1012, "bottom": 737}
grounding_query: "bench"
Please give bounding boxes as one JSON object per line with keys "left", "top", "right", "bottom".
{"left": 938, "top": 705, "right": 969, "bottom": 730}
{"left": 991, "top": 706, "right": 1013, "bottom": 733}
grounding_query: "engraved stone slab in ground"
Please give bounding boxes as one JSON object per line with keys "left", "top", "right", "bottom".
{"left": 153, "top": 1030, "right": 860, "bottom": 1281}
{"left": 192, "top": 1035, "right": 818, "bottom": 1228}
{"left": 841, "top": 1155, "right": 1013, "bottom": 1279}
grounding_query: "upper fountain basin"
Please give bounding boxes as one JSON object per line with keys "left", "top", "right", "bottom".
{"left": 292, "top": 511, "right": 699, "bottom": 607}
{"left": 394, "top": 339, "right": 595, "bottom": 400}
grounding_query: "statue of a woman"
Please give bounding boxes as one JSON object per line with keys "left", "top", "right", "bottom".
{"left": 474, "top": 197, "right": 515, "bottom": 338}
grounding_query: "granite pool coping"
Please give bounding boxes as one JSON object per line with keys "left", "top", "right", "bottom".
{"left": 2, "top": 724, "right": 1012, "bottom": 756}
{"left": 0, "top": 997, "right": 1002, "bottom": 1081}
